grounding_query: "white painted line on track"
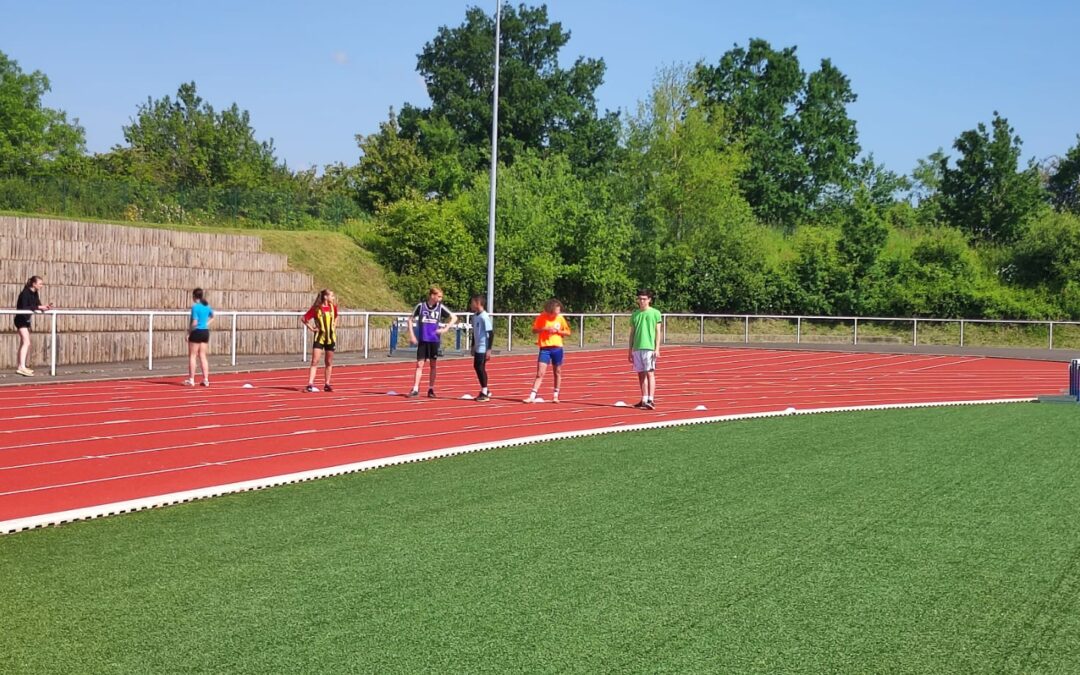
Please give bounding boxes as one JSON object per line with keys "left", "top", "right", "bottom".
{"left": 0, "top": 397, "right": 1037, "bottom": 535}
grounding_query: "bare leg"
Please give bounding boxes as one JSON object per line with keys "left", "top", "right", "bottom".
{"left": 198, "top": 343, "right": 210, "bottom": 382}
{"left": 638, "top": 372, "right": 648, "bottom": 400}
{"left": 16, "top": 327, "right": 31, "bottom": 369}
{"left": 308, "top": 348, "right": 322, "bottom": 386}
{"left": 646, "top": 371, "right": 657, "bottom": 399}
{"left": 187, "top": 341, "right": 198, "bottom": 382}
{"left": 529, "top": 362, "right": 548, "bottom": 395}
{"left": 428, "top": 360, "right": 437, "bottom": 389}
{"left": 324, "top": 350, "right": 334, "bottom": 385}
{"left": 412, "top": 361, "right": 424, "bottom": 392}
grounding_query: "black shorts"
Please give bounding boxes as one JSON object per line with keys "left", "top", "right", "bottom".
{"left": 13, "top": 317, "right": 31, "bottom": 330}
{"left": 416, "top": 341, "right": 440, "bottom": 361}
{"left": 188, "top": 329, "right": 210, "bottom": 344}
{"left": 313, "top": 341, "right": 336, "bottom": 352}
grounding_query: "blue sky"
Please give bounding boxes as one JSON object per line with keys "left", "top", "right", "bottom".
{"left": 2, "top": 0, "right": 1078, "bottom": 175}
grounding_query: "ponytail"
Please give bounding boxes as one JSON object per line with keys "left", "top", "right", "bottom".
{"left": 193, "top": 288, "right": 208, "bottom": 306}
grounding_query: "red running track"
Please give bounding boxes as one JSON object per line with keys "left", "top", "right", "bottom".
{"left": 0, "top": 347, "right": 1065, "bottom": 532}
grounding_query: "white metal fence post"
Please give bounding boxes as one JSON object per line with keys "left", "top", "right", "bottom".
{"left": 853, "top": 318, "right": 859, "bottom": 345}
{"left": 147, "top": 312, "right": 155, "bottom": 371}
{"left": 579, "top": 315, "right": 584, "bottom": 348}
{"left": 49, "top": 311, "right": 57, "bottom": 376}
{"left": 364, "top": 313, "right": 370, "bottom": 359}
{"left": 913, "top": 319, "right": 918, "bottom": 347}
{"left": 230, "top": 313, "right": 238, "bottom": 366}
{"left": 610, "top": 314, "right": 615, "bottom": 347}
{"left": 699, "top": 315, "right": 705, "bottom": 343}
{"left": 744, "top": 316, "right": 749, "bottom": 344}
{"left": 797, "top": 317, "right": 802, "bottom": 344}
{"left": 1049, "top": 321, "right": 1054, "bottom": 350}
{"left": 960, "top": 320, "right": 965, "bottom": 347}
{"left": 302, "top": 324, "right": 308, "bottom": 362}
{"left": 507, "top": 314, "right": 513, "bottom": 352}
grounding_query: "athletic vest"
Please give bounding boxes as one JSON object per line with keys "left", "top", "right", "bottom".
{"left": 417, "top": 302, "right": 443, "bottom": 342}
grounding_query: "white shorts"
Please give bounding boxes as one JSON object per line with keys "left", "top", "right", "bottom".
{"left": 632, "top": 350, "right": 657, "bottom": 373}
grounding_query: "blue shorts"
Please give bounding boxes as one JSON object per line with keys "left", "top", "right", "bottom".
{"left": 538, "top": 347, "right": 564, "bottom": 366}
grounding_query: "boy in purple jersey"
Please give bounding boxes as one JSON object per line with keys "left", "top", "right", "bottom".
{"left": 406, "top": 285, "right": 457, "bottom": 398}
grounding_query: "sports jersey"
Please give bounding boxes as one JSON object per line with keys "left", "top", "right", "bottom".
{"left": 532, "top": 312, "right": 570, "bottom": 348}
{"left": 471, "top": 311, "right": 493, "bottom": 354}
{"left": 630, "top": 307, "right": 663, "bottom": 351}
{"left": 413, "top": 302, "right": 451, "bottom": 343}
{"left": 303, "top": 303, "right": 338, "bottom": 344}
{"left": 190, "top": 302, "right": 214, "bottom": 330}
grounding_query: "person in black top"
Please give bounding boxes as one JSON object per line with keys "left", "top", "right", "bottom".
{"left": 15, "top": 276, "right": 52, "bottom": 377}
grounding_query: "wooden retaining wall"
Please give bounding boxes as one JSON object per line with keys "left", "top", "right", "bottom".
{"left": 0, "top": 216, "right": 397, "bottom": 369}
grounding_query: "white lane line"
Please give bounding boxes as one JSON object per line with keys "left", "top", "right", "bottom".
{"left": 0, "top": 397, "right": 1036, "bottom": 535}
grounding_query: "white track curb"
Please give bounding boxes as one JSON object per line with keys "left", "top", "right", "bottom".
{"left": 0, "top": 397, "right": 1035, "bottom": 535}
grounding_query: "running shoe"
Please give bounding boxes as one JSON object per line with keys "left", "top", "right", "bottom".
{"left": 323, "top": 384, "right": 334, "bottom": 392}
{"left": 633, "top": 400, "right": 648, "bottom": 409}
{"left": 406, "top": 390, "right": 419, "bottom": 398}
{"left": 644, "top": 400, "right": 656, "bottom": 410}
{"left": 16, "top": 367, "right": 33, "bottom": 377}
{"left": 427, "top": 389, "right": 437, "bottom": 399}
{"left": 201, "top": 380, "right": 210, "bottom": 388}
{"left": 305, "top": 384, "right": 319, "bottom": 393}
{"left": 476, "top": 392, "right": 491, "bottom": 402}
{"left": 182, "top": 378, "right": 195, "bottom": 386}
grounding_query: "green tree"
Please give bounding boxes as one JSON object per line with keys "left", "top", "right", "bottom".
{"left": 354, "top": 109, "right": 430, "bottom": 211}
{"left": 938, "top": 112, "right": 1044, "bottom": 243}
{"left": 1046, "top": 135, "right": 1080, "bottom": 214}
{"left": 404, "top": 3, "right": 618, "bottom": 172}
{"left": 693, "top": 39, "right": 861, "bottom": 226}
{"left": 620, "top": 67, "right": 758, "bottom": 309}
{"left": 117, "top": 82, "right": 279, "bottom": 189}
{"left": 0, "top": 50, "right": 85, "bottom": 176}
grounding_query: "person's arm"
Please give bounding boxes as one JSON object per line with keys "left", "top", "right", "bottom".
{"left": 301, "top": 307, "right": 316, "bottom": 332}
{"left": 407, "top": 305, "right": 419, "bottom": 344}
{"left": 333, "top": 305, "right": 339, "bottom": 329}
{"left": 558, "top": 316, "right": 572, "bottom": 337}
{"left": 655, "top": 318, "right": 663, "bottom": 357}
{"left": 207, "top": 308, "right": 214, "bottom": 327}
{"left": 437, "top": 307, "right": 457, "bottom": 334}
{"left": 628, "top": 322, "right": 636, "bottom": 362}
{"left": 485, "top": 316, "right": 494, "bottom": 360}
{"left": 190, "top": 308, "right": 197, "bottom": 333}
{"left": 532, "top": 316, "right": 544, "bottom": 335}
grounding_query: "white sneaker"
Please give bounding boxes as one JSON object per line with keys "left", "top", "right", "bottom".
{"left": 182, "top": 378, "right": 195, "bottom": 386}
{"left": 522, "top": 395, "right": 536, "bottom": 404}
{"left": 16, "top": 366, "right": 33, "bottom": 377}
{"left": 200, "top": 380, "right": 210, "bottom": 388}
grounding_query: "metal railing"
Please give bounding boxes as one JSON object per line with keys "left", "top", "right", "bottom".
{"left": 4, "top": 309, "right": 1080, "bottom": 376}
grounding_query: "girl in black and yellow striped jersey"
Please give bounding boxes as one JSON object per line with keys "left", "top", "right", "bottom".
{"left": 301, "top": 289, "right": 339, "bottom": 392}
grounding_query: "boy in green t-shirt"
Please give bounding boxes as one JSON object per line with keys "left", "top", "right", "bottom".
{"left": 628, "top": 288, "right": 663, "bottom": 409}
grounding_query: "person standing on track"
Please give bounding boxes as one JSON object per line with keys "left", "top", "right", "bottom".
{"left": 185, "top": 288, "right": 214, "bottom": 387}
{"left": 524, "top": 298, "right": 571, "bottom": 404}
{"left": 469, "top": 294, "right": 494, "bottom": 401}
{"left": 302, "top": 289, "right": 339, "bottom": 393}
{"left": 628, "top": 288, "right": 663, "bottom": 409}
{"left": 14, "top": 275, "right": 52, "bottom": 377}
{"left": 406, "top": 285, "right": 457, "bottom": 398}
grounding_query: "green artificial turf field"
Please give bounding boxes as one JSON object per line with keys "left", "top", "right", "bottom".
{"left": 3, "top": 403, "right": 1080, "bottom": 673}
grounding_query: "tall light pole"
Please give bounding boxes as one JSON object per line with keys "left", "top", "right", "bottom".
{"left": 486, "top": 1, "right": 501, "bottom": 314}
